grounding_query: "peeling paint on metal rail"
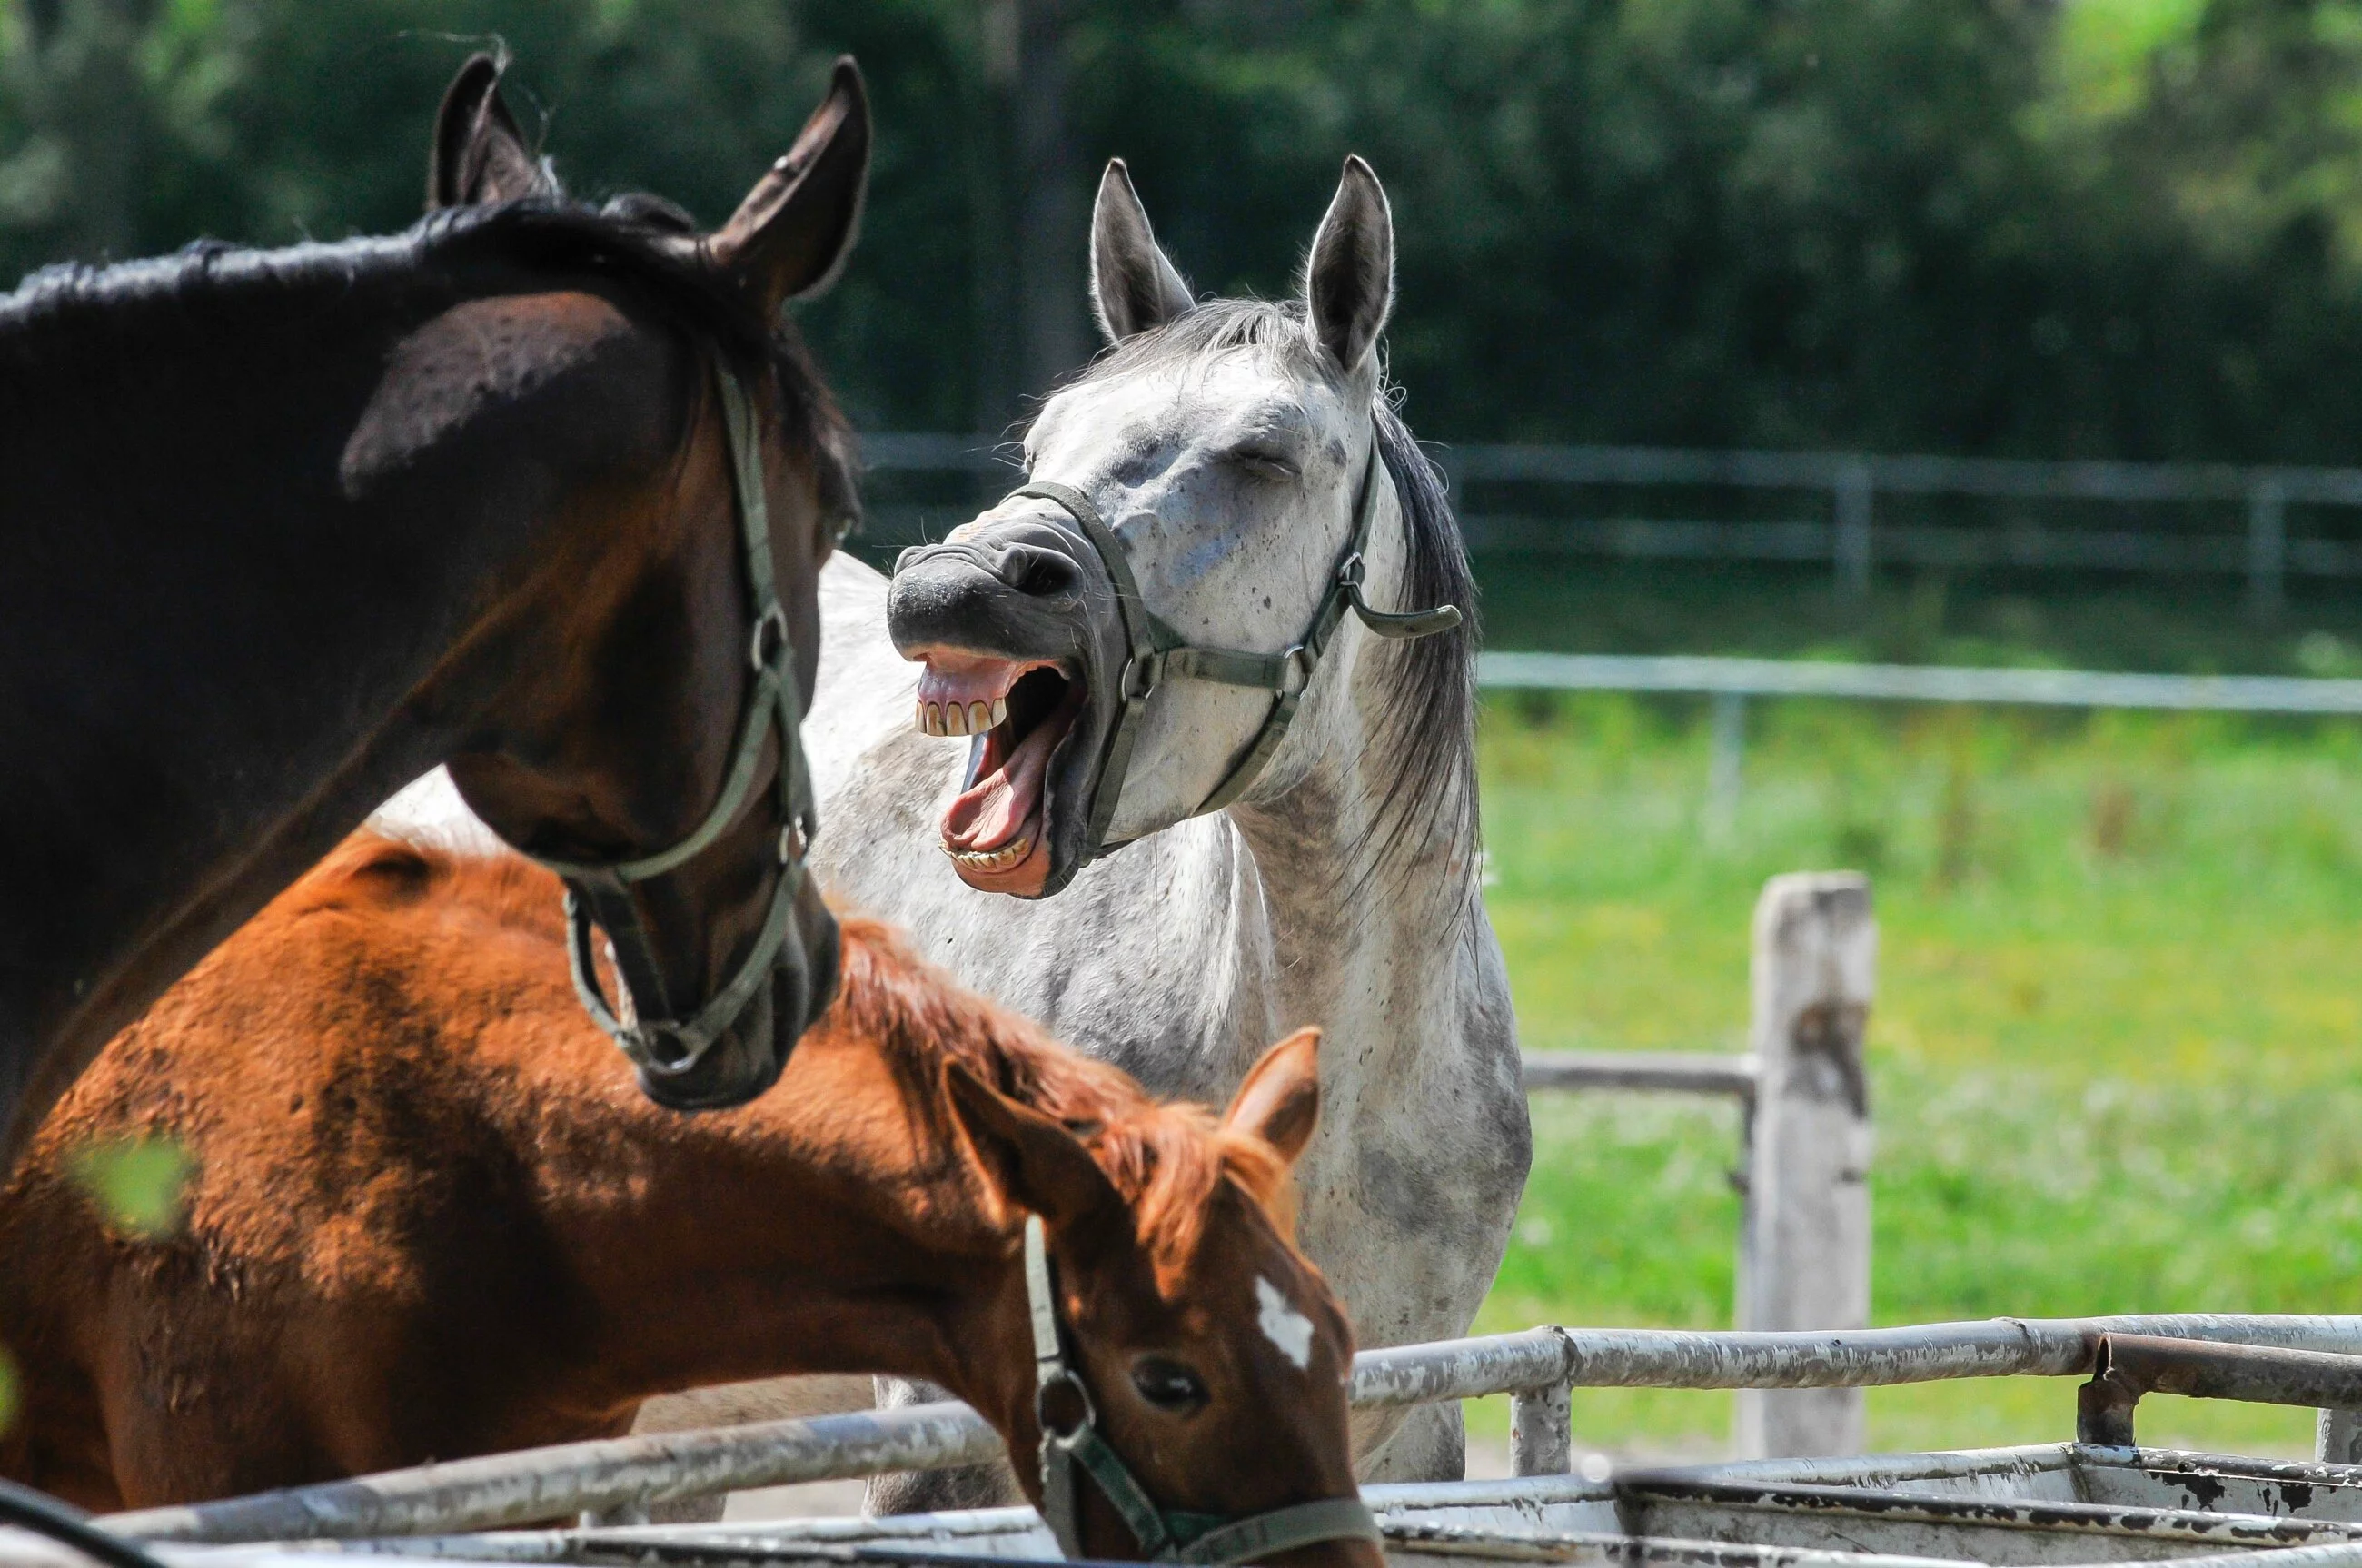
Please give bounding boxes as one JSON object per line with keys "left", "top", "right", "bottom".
{"left": 105, "top": 1317, "right": 2362, "bottom": 1547}
{"left": 104, "top": 1404, "right": 1004, "bottom": 1545}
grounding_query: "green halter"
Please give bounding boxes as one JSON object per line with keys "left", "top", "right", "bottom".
{"left": 527, "top": 365, "right": 819, "bottom": 1078}
{"left": 1008, "top": 425, "right": 1461, "bottom": 861}
{"left": 1024, "top": 1216, "right": 1382, "bottom": 1563}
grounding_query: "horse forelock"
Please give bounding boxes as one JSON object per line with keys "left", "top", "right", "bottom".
{"left": 827, "top": 914, "right": 1290, "bottom": 1285}
{"left": 1037, "top": 297, "right": 1483, "bottom": 909}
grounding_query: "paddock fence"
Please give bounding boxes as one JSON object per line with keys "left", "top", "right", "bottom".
{"left": 1521, "top": 871, "right": 1873, "bottom": 1460}
{"left": 99, "top": 1316, "right": 2362, "bottom": 1546}
{"left": 856, "top": 435, "right": 2362, "bottom": 611}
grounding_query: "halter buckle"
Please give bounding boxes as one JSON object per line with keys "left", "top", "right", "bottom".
{"left": 1118, "top": 650, "right": 1163, "bottom": 706}
{"left": 1279, "top": 644, "right": 1315, "bottom": 697}
{"left": 749, "top": 604, "right": 789, "bottom": 673}
{"left": 1336, "top": 551, "right": 1366, "bottom": 589}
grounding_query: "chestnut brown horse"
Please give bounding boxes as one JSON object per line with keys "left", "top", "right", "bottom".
{"left": 0, "top": 55, "right": 867, "bottom": 1170}
{"left": 0, "top": 835, "right": 1378, "bottom": 1567}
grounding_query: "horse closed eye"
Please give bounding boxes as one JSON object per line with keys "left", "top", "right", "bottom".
{"left": 1225, "top": 451, "right": 1297, "bottom": 483}
{"left": 1130, "top": 1356, "right": 1208, "bottom": 1412}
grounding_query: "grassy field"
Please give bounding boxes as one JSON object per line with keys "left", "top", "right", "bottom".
{"left": 1464, "top": 685, "right": 2362, "bottom": 1461}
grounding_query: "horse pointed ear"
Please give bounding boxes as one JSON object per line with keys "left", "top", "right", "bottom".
{"left": 1221, "top": 1027, "right": 1322, "bottom": 1167}
{"left": 427, "top": 53, "right": 551, "bottom": 210}
{"left": 710, "top": 57, "right": 871, "bottom": 313}
{"left": 945, "top": 1062, "right": 1123, "bottom": 1236}
{"left": 1090, "top": 159, "right": 1194, "bottom": 343}
{"left": 1301, "top": 155, "right": 1394, "bottom": 378}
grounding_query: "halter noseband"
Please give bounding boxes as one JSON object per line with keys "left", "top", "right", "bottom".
{"left": 527, "top": 365, "right": 819, "bottom": 1078}
{"left": 1007, "top": 426, "right": 1460, "bottom": 861}
{"left": 1024, "top": 1217, "right": 1380, "bottom": 1563}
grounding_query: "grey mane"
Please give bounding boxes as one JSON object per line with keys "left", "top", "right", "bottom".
{"left": 1057, "top": 296, "right": 1483, "bottom": 902}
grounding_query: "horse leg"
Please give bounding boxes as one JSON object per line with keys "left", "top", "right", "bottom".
{"left": 1358, "top": 1402, "right": 1467, "bottom": 1484}
{"left": 863, "top": 1376, "right": 1021, "bottom": 1513}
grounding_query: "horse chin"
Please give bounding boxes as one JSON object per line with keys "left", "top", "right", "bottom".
{"left": 632, "top": 908, "right": 838, "bottom": 1110}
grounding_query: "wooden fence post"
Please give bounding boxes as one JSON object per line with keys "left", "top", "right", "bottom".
{"left": 1734, "top": 872, "right": 1875, "bottom": 1459}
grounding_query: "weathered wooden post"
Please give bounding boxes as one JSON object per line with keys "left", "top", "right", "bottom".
{"left": 1734, "top": 872, "right": 1875, "bottom": 1459}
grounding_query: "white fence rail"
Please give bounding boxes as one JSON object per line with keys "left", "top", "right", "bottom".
{"left": 105, "top": 1316, "right": 2362, "bottom": 1546}
{"left": 1478, "top": 653, "right": 2362, "bottom": 715}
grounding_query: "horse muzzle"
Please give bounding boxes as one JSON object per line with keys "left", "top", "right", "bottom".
{"left": 628, "top": 871, "right": 839, "bottom": 1111}
{"left": 888, "top": 515, "right": 1127, "bottom": 899}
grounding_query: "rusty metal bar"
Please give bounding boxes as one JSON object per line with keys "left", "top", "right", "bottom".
{"left": 2078, "top": 1335, "right": 2362, "bottom": 1448}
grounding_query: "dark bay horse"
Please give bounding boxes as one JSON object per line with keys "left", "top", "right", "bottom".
{"left": 0, "top": 834, "right": 1379, "bottom": 1567}
{"left": 0, "top": 56, "right": 869, "bottom": 1167}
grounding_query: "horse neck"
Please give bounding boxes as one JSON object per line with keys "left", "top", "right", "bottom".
{"left": 1224, "top": 477, "right": 1480, "bottom": 1045}
{"left": 0, "top": 261, "right": 576, "bottom": 1164}
{"left": 513, "top": 924, "right": 1060, "bottom": 1423}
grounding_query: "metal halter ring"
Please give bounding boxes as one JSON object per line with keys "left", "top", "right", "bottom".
{"left": 1037, "top": 1365, "right": 1097, "bottom": 1442}
{"left": 749, "top": 603, "right": 789, "bottom": 672}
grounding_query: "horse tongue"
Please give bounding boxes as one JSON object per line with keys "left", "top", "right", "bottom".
{"left": 943, "top": 721, "right": 1056, "bottom": 851}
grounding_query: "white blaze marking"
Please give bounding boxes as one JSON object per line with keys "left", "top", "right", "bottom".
{"left": 1255, "top": 1276, "right": 1315, "bottom": 1371}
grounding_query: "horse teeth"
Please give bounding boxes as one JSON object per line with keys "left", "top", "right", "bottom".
{"left": 917, "top": 701, "right": 937, "bottom": 736}
{"left": 947, "top": 836, "right": 1032, "bottom": 872}
{"left": 945, "top": 701, "right": 969, "bottom": 737}
{"left": 968, "top": 701, "right": 991, "bottom": 733}
{"left": 990, "top": 698, "right": 1009, "bottom": 729}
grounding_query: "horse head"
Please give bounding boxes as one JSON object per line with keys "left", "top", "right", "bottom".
{"left": 943, "top": 1029, "right": 1382, "bottom": 1567}
{"left": 888, "top": 156, "right": 1459, "bottom": 899}
{"left": 394, "top": 55, "right": 869, "bottom": 1110}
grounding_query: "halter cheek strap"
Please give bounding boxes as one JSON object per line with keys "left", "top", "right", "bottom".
{"left": 1009, "top": 426, "right": 1460, "bottom": 860}
{"left": 526, "top": 366, "right": 819, "bottom": 1077}
{"left": 1025, "top": 1216, "right": 1383, "bottom": 1563}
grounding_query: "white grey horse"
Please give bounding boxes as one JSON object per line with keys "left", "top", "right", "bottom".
{"left": 384, "top": 155, "right": 1529, "bottom": 1494}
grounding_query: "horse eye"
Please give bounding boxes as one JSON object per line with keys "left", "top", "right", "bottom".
{"left": 1228, "top": 452, "right": 1296, "bottom": 482}
{"left": 1130, "top": 1355, "right": 1208, "bottom": 1413}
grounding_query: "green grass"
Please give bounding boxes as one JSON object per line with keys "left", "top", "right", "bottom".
{"left": 1467, "top": 690, "right": 2362, "bottom": 1461}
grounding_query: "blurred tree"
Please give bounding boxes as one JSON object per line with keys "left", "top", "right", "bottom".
{"left": 7, "top": 0, "right": 2362, "bottom": 461}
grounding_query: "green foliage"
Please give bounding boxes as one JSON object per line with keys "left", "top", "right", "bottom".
{"left": 65, "top": 1134, "right": 195, "bottom": 1239}
{"left": 12, "top": 0, "right": 2362, "bottom": 458}
{"left": 1474, "top": 692, "right": 2362, "bottom": 1456}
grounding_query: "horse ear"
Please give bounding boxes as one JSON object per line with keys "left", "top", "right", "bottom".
{"left": 1090, "top": 159, "right": 1195, "bottom": 343}
{"left": 710, "top": 57, "right": 871, "bottom": 313}
{"left": 1301, "top": 155, "right": 1394, "bottom": 378}
{"left": 1221, "top": 1027, "right": 1322, "bottom": 1167}
{"left": 945, "top": 1062, "right": 1124, "bottom": 1236}
{"left": 427, "top": 54, "right": 551, "bottom": 210}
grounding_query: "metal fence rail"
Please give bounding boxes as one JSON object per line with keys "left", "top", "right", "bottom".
{"left": 858, "top": 434, "right": 2362, "bottom": 608}
{"left": 105, "top": 1316, "right": 2362, "bottom": 1546}
{"left": 1478, "top": 653, "right": 2362, "bottom": 716}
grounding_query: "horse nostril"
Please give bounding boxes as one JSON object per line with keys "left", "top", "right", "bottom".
{"left": 997, "top": 543, "right": 1078, "bottom": 599}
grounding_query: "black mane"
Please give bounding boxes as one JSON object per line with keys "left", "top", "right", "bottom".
{"left": 0, "top": 198, "right": 858, "bottom": 529}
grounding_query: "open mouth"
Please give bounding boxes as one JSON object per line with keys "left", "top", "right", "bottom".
{"left": 915, "top": 654, "right": 1088, "bottom": 888}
